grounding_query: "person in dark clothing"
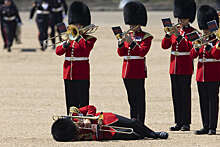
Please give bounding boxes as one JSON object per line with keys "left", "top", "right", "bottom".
{"left": 0, "top": 0, "right": 7, "bottom": 49}
{"left": 0, "top": 0, "right": 22, "bottom": 52}
{"left": 30, "top": 0, "right": 52, "bottom": 51}
{"left": 51, "top": 105, "right": 169, "bottom": 141}
{"left": 49, "top": 0, "right": 67, "bottom": 49}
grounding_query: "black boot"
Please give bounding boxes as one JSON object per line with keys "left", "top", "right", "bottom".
{"left": 181, "top": 124, "right": 190, "bottom": 131}
{"left": 155, "top": 132, "right": 168, "bottom": 139}
{"left": 7, "top": 47, "right": 11, "bottom": 52}
{"left": 170, "top": 124, "right": 182, "bottom": 131}
{"left": 195, "top": 128, "right": 209, "bottom": 135}
{"left": 40, "top": 41, "right": 47, "bottom": 51}
{"left": 52, "top": 44, "right": 56, "bottom": 50}
{"left": 208, "top": 129, "right": 216, "bottom": 135}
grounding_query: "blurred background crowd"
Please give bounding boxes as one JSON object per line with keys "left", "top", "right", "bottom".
{"left": 12, "top": 0, "right": 220, "bottom": 11}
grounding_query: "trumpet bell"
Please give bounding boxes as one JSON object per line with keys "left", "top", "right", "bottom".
{"left": 67, "top": 25, "right": 79, "bottom": 39}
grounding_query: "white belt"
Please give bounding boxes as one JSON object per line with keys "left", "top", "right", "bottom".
{"left": 171, "top": 51, "right": 190, "bottom": 56}
{"left": 3, "top": 16, "right": 16, "bottom": 21}
{"left": 198, "top": 58, "right": 220, "bottom": 63}
{"left": 36, "top": 10, "right": 49, "bottom": 14}
{"left": 52, "top": 7, "right": 63, "bottom": 12}
{"left": 65, "top": 57, "right": 89, "bottom": 61}
{"left": 124, "top": 56, "right": 144, "bottom": 60}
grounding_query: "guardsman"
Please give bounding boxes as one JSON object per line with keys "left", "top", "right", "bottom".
{"left": 191, "top": 5, "right": 220, "bottom": 135}
{"left": 0, "top": 0, "right": 22, "bottom": 52}
{"left": 161, "top": 0, "right": 196, "bottom": 131}
{"left": 30, "top": 0, "right": 51, "bottom": 51}
{"left": 51, "top": 105, "right": 168, "bottom": 141}
{"left": 117, "top": 1, "right": 153, "bottom": 124}
{"left": 49, "top": 0, "right": 68, "bottom": 49}
{"left": 55, "top": 1, "right": 97, "bottom": 115}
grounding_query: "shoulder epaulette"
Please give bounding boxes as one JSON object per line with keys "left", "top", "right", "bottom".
{"left": 142, "top": 32, "right": 153, "bottom": 40}
{"left": 85, "top": 35, "right": 96, "bottom": 41}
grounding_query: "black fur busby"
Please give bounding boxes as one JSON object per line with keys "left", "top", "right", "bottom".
{"left": 174, "top": 0, "right": 196, "bottom": 23}
{"left": 123, "top": 1, "right": 147, "bottom": 26}
{"left": 68, "top": 1, "right": 91, "bottom": 26}
{"left": 197, "top": 5, "right": 219, "bottom": 30}
{"left": 51, "top": 118, "right": 79, "bottom": 142}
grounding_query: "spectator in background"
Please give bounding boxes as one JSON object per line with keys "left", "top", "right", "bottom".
{"left": 0, "top": 0, "right": 22, "bottom": 52}
{"left": 49, "top": 0, "right": 68, "bottom": 49}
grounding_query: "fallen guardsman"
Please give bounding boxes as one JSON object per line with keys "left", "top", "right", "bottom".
{"left": 51, "top": 105, "right": 168, "bottom": 141}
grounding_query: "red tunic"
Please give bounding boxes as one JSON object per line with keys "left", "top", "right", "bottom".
{"left": 56, "top": 35, "right": 96, "bottom": 80}
{"left": 117, "top": 31, "right": 153, "bottom": 79}
{"left": 161, "top": 26, "right": 195, "bottom": 75}
{"left": 72, "top": 105, "right": 119, "bottom": 140}
{"left": 190, "top": 39, "right": 220, "bottom": 82}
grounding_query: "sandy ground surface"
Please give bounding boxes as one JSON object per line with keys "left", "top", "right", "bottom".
{"left": 0, "top": 11, "right": 220, "bottom": 147}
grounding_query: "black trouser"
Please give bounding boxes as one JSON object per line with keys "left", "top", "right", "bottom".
{"left": 49, "top": 12, "right": 63, "bottom": 44}
{"left": 123, "top": 79, "right": 146, "bottom": 124}
{"left": 197, "top": 82, "right": 220, "bottom": 130}
{"left": 36, "top": 14, "right": 49, "bottom": 47}
{"left": 64, "top": 79, "right": 90, "bottom": 115}
{"left": 1, "top": 21, "right": 7, "bottom": 47}
{"left": 170, "top": 74, "right": 192, "bottom": 125}
{"left": 111, "top": 114, "right": 156, "bottom": 140}
{"left": 2, "top": 20, "right": 17, "bottom": 48}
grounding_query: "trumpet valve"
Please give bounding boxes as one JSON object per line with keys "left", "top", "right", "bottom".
{"left": 116, "top": 33, "right": 123, "bottom": 40}
{"left": 193, "top": 40, "right": 202, "bottom": 48}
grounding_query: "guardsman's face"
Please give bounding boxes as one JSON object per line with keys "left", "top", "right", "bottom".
{"left": 178, "top": 18, "right": 190, "bottom": 26}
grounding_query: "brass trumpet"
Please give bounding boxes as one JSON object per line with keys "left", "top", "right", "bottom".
{"left": 52, "top": 115, "right": 100, "bottom": 121}
{"left": 79, "top": 124, "right": 134, "bottom": 134}
{"left": 71, "top": 24, "right": 99, "bottom": 38}
{"left": 193, "top": 29, "right": 220, "bottom": 47}
{"left": 116, "top": 25, "right": 140, "bottom": 40}
{"left": 164, "top": 23, "right": 181, "bottom": 36}
{"left": 44, "top": 24, "right": 98, "bottom": 47}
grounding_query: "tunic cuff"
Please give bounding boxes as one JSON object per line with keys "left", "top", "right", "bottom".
{"left": 63, "top": 42, "right": 70, "bottom": 48}
{"left": 118, "top": 41, "right": 124, "bottom": 48}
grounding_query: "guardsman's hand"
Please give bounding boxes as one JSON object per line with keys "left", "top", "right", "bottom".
{"left": 125, "top": 34, "right": 133, "bottom": 44}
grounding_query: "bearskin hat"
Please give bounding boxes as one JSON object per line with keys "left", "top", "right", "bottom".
{"left": 68, "top": 1, "right": 91, "bottom": 26}
{"left": 123, "top": 1, "right": 147, "bottom": 26}
{"left": 197, "top": 5, "right": 219, "bottom": 30}
{"left": 174, "top": 0, "right": 196, "bottom": 23}
{"left": 51, "top": 118, "right": 78, "bottom": 142}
